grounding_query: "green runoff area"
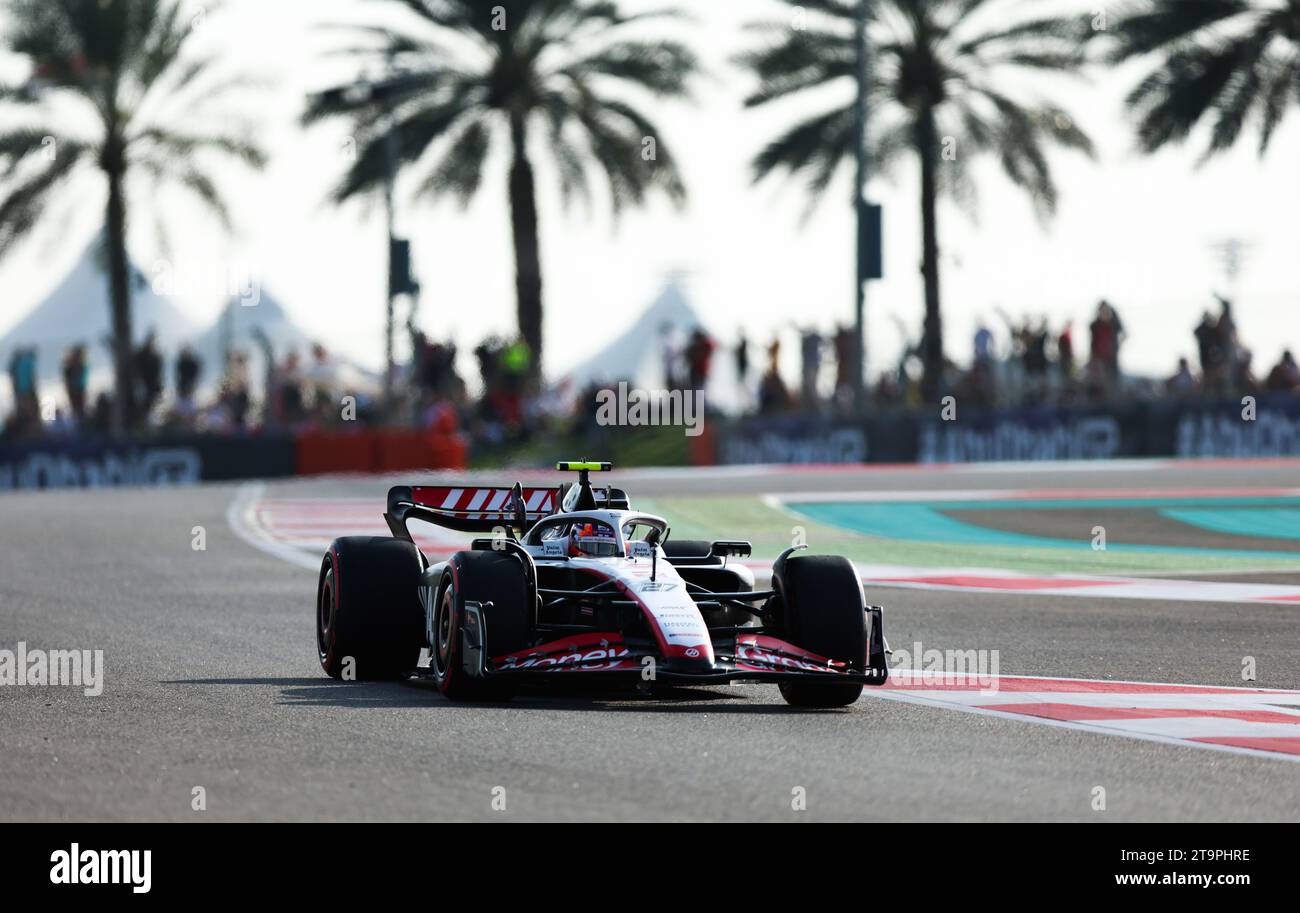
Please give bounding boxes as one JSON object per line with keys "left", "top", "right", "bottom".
{"left": 634, "top": 494, "right": 1300, "bottom": 576}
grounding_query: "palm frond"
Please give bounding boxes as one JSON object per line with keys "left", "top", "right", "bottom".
{"left": 975, "top": 88, "right": 1087, "bottom": 217}
{"left": 131, "top": 0, "right": 189, "bottom": 93}
{"left": 302, "top": 69, "right": 451, "bottom": 128}
{"left": 416, "top": 117, "right": 492, "bottom": 205}
{"left": 0, "top": 142, "right": 90, "bottom": 255}
{"left": 1203, "top": 32, "right": 1275, "bottom": 157}
{"left": 956, "top": 15, "right": 1095, "bottom": 56}
{"left": 1109, "top": 0, "right": 1299, "bottom": 157}
{"left": 129, "top": 126, "right": 268, "bottom": 169}
{"left": 767, "top": 0, "right": 860, "bottom": 21}
{"left": 552, "top": 83, "right": 667, "bottom": 216}
{"left": 175, "top": 166, "right": 233, "bottom": 230}
{"left": 752, "top": 104, "right": 856, "bottom": 187}
{"left": 0, "top": 129, "right": 69, "bottom": 178}
{"left": 1257, "top": 54, "right": 1300, "bottom": 153}
{"left": 560, "top": 40, "right": 697, "bottom": 97}
{"left": 736, "top": 30, "right": 855, "bottom": 108}
{"left": 542, "top": 91, "right": 593, "bottom": 212}
{"left": 316, "top": 23, "right": 446, "bottom": 62}
{"left": 329, "top": 86, "right": 481, "bottom": 202}
{"left": 1126, "top": 33, "right": 1265, "bottom": 153}
{"left": 1106, "top": 0, "right": 1253, "bottom": 62}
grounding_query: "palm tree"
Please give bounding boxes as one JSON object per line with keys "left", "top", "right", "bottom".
{"left": 0, "top": 0, "right": 266, "bottom": 434}
{"left": 1107, "top": 0, "right": 1300, "bottom": 159}
{"left": 303, "top": 0, "right": 697, "bottom": 383}
{"left": 739, "top": 0, "right": 1095, "bottom": 398}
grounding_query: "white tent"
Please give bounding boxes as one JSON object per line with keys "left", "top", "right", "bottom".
{"left": 556, "top": 279, "right": 701, "bottom": 391}
{"left": 556, "top": 278, "right": 747, "bottom": 413}
{"left": 0, "top": 233, "right": 197, "bottom": 406}
{"left": 190, "top": 291, "right": 378, "bottom": 399}
{"left": 0, "top": 234, "right": 378, "bottom": 413}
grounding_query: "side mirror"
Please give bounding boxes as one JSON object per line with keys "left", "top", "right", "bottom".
{"left": 710, "top": 540, "right": 752, "bottom": 558}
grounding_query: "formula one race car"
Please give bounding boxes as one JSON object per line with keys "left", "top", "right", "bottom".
{"left": 315, "top": 462, "right": 889, "bottom": 706}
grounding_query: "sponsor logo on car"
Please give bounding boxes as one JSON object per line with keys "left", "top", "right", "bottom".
{"left": 735, "top": 639, "right": 840, "bottom": 674}
{"left": 497, "top": 645, "right": 632, "bottom": 671}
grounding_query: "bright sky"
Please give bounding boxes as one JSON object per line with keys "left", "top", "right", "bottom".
{"left": 1, "top": 0, "right": 1298, "bottom": 383}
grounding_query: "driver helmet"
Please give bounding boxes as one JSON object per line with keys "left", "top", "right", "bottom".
{"left": 568, "top": 521, "right": 619, "bottom": 558}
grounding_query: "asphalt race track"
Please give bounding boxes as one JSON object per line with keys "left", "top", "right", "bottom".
{"left": 3, "top": 459, "right": 1300, "bottom": 822}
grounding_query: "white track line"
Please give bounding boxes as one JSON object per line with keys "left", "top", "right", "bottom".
{"left": 863, "top": 673, "right": 1300, "bottom": 764}
{"left": 226, "top": 482, "right": 322, "bottom": 572}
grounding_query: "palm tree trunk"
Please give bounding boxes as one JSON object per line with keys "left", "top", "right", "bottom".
{"left": 508, "top": 111, "right": 543, "bottom": 385}
{"left": 916, "top": 108, "right": 944, "bottom": 402}
{"left": 103, "top": 139, "right": 134, "bottom": 436}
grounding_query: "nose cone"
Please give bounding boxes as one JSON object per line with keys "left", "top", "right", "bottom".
{"left": 659, "top": 643, "right": 716, "bottom": 674}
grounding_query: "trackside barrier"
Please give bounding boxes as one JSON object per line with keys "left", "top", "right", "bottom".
{"left": 0, "top": 427, "right": 468, "bottom": 491}
{"left": 293, "top": 429, "right": 468, "bottom": 476}
{"left": 0, "top": 434, "right": 297, "bottom": 490}
{"left": 707, "top": 395, "right": 1300, "bottom": 465}
{"left": 688, "top": 424, "right": 717, "bottom": 466}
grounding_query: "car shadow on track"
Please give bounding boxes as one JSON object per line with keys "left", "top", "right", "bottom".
{"left": 163, "top": 677, "right": 852, "bottom": 713}
{"left": 163, "top": 677, "right": 442, "bottom": 709}
{"left": 507, "top": 685, "right": 853, "bottom": 714}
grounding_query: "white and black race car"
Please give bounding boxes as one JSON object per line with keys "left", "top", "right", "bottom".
{"left": 316, "top": 462, "right": 889, "bottom": 706}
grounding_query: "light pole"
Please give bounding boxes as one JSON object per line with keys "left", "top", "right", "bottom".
{"left": 382, "top": 122, "right": 399, "bottom": 413}
{"left": 310, "top": 73, "right": 422, "bottom": 419}
{"left": 853, "top": 0, "right": 871, "bottom": 413}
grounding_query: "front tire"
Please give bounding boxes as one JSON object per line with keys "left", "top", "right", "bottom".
{"left": 772, "top": 555, "right": 867, "bottom": 708}
{"left": 430, "top": 550, "right": 532, "bottom": 701}
{"left": 317, "top": 537, "right": 424, "bottom": 680}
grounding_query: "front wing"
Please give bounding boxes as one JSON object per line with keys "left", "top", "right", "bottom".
{"left": 434, "top": 603, "right": 890, "bottom": 687}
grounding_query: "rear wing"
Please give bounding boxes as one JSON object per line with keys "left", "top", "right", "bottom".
{"left": 385, "top": 484, "right": 559, "bottom": 536}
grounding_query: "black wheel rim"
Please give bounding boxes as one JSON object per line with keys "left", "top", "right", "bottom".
{"left": 432, "top": 585, "right": 455, "bottom": 678}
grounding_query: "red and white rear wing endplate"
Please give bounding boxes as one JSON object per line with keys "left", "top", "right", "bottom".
{"left": 413, "top": 485, "right": 557, "bottom": 521}
{"left": 385, "top": 484, "right": 558, "bottom": 535}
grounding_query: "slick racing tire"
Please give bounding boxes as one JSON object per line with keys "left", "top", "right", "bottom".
{"left": 772, "top": 554, "right": 867, "bottom": 708}
{"left": 430, "top": 550, "right": 532, "bottom": 701}
{"left": 318, "top": 537, "right": 424, "bottom": 681}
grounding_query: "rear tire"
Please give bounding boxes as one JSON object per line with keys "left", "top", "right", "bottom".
{"left": 772, "top": 555, "right": 867, "bottom": 708}
{"left": 430, "top": 550, "right": 532, "bottom": 701}
{"left": 318, "top": 537, "right": 424, "bottom": 680}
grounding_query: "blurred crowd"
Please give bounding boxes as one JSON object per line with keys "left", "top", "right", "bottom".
{"left": 0, "top": 318, "right": 562, "bottom": 445}
{"left": 404, "top": 327, "right": 553, "bottom": 446}
{"left": 732, "top": 324, "right": 863, "bottom": 415}
{"left": 1, "top": 332, "right": 363, "bottom": 440}
{"left": 5, "top": 294, "right": 1300, "bottom": 443}
{"left": 737, "top": 296, "right": 1300, "bottom": 416}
